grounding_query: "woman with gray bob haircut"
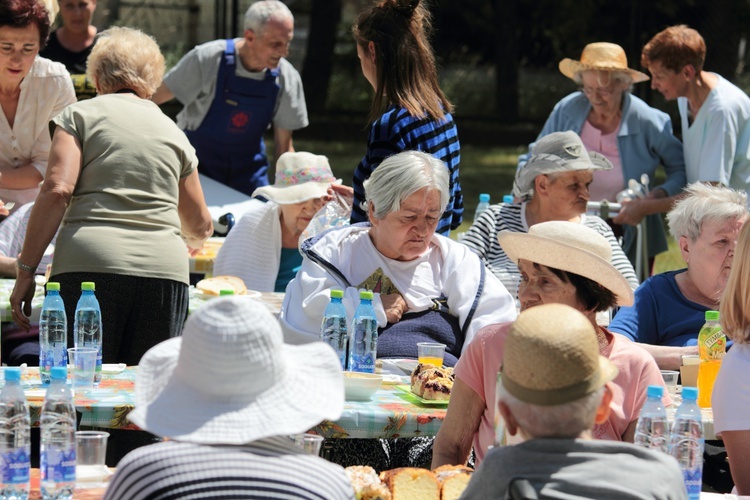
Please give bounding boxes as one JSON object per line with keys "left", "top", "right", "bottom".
{"left": 281, "top": 150, "right": 516, "bottom": 366}
{"left": 609, "top": 182, "right": 749, "bottom": 370}
{"left": 364, "top": 151, "right": 450, "bottom": 219}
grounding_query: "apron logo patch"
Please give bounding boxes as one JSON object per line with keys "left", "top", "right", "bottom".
{"left": 228, "top": 111, "right": 251, "bottom": 133}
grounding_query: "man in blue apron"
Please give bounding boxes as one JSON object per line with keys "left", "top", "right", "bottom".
{"left": 152, "top": 1, "right": 308, "bottom": 196}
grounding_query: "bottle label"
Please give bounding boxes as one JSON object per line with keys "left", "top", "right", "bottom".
{"left": 41, "top": 448, "right": 76, "bottom": 483}
{"left": 699, "top": 325, "right": 725, "bottom": 360}
{"left": 683, "top": 467, "right": 702, "bottom": 497}
{"left": 349, "top": 353, "right": 375, "bottom": 373}
{"left": 1, "top": 448, "right": 30, "bottom": 484}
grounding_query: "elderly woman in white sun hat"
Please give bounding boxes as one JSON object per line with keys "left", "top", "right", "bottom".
{"left": 103, "top": 297, "right": 354, "bottom": 500}
{"left": 463, "top": 130, "right": 639, "bottom": 295}
{"left": 433, "top": 221, "right": 667, "bottom": 470}
{"left": 213, "top": 151, "right": 342, "bottom": 292}
{"left": 517, "top": 42, "right": 686, "bottom": 270}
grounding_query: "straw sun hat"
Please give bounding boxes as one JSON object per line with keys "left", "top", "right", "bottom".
{"left": 513, "top": 131, "right": 612, "bottom": 198}
{"left": 501, "top": 303, "right": 619, "bottom": 406}
{"left": 253, "top": 151, "right": 340, "bottom": 205}
{"left": 127, "top": 297, "right": 344, "bottom": 444}
{"left": 559, "top": 42, "right": 649, "bottom": 84}
{"left": 498, "top": 220, "right": 634, "bottom": 307}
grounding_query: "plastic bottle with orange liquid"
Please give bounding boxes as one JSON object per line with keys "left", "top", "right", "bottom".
{"left": 696, "top": 310, "right": 725, "bottom": 408}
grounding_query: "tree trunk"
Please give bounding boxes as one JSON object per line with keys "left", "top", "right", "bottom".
{"left": 493, "top": 0, "right": 519, "bottom": 123}
{"left": 301, "top": 0, "right": 342, "bottom": 113}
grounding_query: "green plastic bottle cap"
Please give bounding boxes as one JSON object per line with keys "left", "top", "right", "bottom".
{"left": 46, "top": 282, "right": 60, "bottom": 291}
{"left": 219, "top": 289, "right": 235, "bottom": 296}
{"left": 705, "top": 310, "right": 719, "bottom": 321}
{"left": 330, "top": 289, "right": 344, "bottom": 299}
{"left": 81, "top": 282, "right": 96, "bottom": 291}
{"left": 359, "top": 290, "right": 374, "bottom": 300}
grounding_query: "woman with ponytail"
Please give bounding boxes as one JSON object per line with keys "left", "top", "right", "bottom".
{"left": 350, "top": 0, "right": 463, "bottom": 237}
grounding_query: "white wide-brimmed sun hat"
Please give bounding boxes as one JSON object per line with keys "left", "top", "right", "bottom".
{"left": 559, "top": 42, "right": 649, "bottom": 84}
{"left": 253, "top": 151, "right": 340, "bottom": 205}
{"left": 127, "top": 297, "right": 345, "bottom": 444}
{"left": 498, "top": 220, "right": 634, "bottom": 307}
{"left": 514, "top": 131, "right": 612, "bottom": 199}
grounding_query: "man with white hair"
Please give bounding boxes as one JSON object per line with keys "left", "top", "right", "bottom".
{"left": 460, "top": 304, "right": 686, "bottom": 499}
{"left": 152, "top": 0, "right": 307, "bottom": 196}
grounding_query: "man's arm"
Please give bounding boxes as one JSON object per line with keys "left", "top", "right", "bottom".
{"left": 151, "top": 83, "right": 176, "bottom": 105}
{"left": 273, "top": 127, "right": 294, "bottom": 161}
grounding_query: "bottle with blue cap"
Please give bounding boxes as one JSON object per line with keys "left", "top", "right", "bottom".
{"left": 320, "top": 289, "right": 348, "bottom": 369}
{"left": 74, "top": 282, "right": 103, "bottom": 385}
{"left": 633, "top": 384, "right": 669, "bottom": 452}
{"left": 40, "top": 282, "right": 68, "bottom": 385}
{"left": 0, "top": 367, "right": 30, "bottom": 499}
{"left": 40, "top": 366, "right": 76, "bottom": 499}
{"left": 669, "top": 386, "right": 703, "bottom": 499}
{"left": 473, "top": 193, "right": 491, "bottom": 222}
{"left": 348, "top": 290, "right": 378, "bottom": 373}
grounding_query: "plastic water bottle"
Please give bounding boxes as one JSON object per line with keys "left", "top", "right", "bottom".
{"left": 348, "top": 290, "right": 378, "bottom": 373}
{"left": 74, "top": 282, "right": 102, "bottom": 386}
{"left": 320, "top": 289, "right": 348, "bottom": 369}
{"left": 40, "top": 282, "right": 68, "bottom": 386}
{"left": 40, "top": 367, "right": 76, "bottom": 499}
{"left": 633, "top": 385, "right": 669, "bottom": 452}
{"left": 473, "top": 193, "right": 491, "bottom": 222}
{"left": 669, "top": 387, "right": 703, "bottom": 499}
{"left": 0, "top": 367, "right": 31, "bottom": 499}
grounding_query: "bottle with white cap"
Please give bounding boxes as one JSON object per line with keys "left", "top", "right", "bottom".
{"left": 40, "top": 366, "right": 76, "bottom": 499}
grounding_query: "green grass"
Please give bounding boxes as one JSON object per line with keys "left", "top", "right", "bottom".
{"left": 290, "top": 138, "right": 685, "bottom": 276}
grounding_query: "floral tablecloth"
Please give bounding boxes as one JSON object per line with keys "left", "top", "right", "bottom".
{"left": 20, "top": 366, "right": 137, "bottom": 430}
{"left": 312, "top": 385, "right": 447, "bottom": 439}
{"left": 15, "top": 367, "right": 446, "bottom": 438}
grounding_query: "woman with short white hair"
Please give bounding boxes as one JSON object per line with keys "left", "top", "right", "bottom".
{"left": 281, "top": 150, "right": 515, "bottom": 366}
{"left": 609, "top": 182, "right": 748, "bottom": 369}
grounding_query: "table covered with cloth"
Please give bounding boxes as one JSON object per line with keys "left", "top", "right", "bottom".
{"left": 13, "top": 366, "right": 445, "bottom": 438}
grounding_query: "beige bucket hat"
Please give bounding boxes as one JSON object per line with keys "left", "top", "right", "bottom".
{"left": 559, "top": 42, "right": 649, "bottom": 84}
{"left": 501, "top": 303, "right": 619, "bottom": 406}
{"left": 498, "top": 220, "right": 634, "bottom": 307}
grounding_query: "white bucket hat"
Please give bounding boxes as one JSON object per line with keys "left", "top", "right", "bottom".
{"left": 514, "top": 131, "right": 612, "bottom": 198}
{"left": 127, "top": 297, "right": 345, "bottom": 444}
{"left": 253, "top": 151, "right": 340, "bottom": 205}
{"left": 498, "top": 221, "right": 634, "bottom": 307}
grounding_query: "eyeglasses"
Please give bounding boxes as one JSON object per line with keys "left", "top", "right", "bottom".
{"left": 579, "top": 84, "right": 618, "bottom": 98}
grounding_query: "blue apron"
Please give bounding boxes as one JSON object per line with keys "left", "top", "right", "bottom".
{"left": 185, "top": 39, "right": 280, "bottom": 195}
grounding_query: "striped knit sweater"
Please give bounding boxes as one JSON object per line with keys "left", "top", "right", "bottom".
{"left": 103, "top": 437, "right": 355, "bottom": 500}
{"left": 462, "top": 202, "right": 639, "bottom": 293}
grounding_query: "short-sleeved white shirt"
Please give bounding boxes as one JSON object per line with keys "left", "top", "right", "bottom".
{"left": 0, "top": 57, "right": 76, "bottom": 205}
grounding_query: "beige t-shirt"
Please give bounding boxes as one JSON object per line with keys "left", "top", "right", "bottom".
{"left": 51, "top": 94, "right": 198, "bottom": 284}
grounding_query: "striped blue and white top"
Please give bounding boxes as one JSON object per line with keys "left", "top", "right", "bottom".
{"left": 103, "top": 437, "right": 355, "bottom": 500}
{"left": 351, "top": 105, "right": 463, "bottom": 236}
{"left": 462, "top": 202, "right": 639, "bottom": 294}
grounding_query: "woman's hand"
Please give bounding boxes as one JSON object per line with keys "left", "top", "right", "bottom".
{"left": 10, "top": 268, "right": 37, "bottom": 331}
{"left": 381, "top": 293, "right": 407, "bottom": 324}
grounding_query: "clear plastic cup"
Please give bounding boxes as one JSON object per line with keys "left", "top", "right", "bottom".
{"left": 292, "top": 433, "right": 324, "bottom": 455}
{"left": 67, "top": 347, "right": 98, "bottom": 394}
{"left": 417, "top": 342, "right": 446, "bottom": 367}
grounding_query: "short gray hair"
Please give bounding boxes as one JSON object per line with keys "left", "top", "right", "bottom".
{"left": 667, "top": 182, "right": 748, "bottom": 242}
{"left": 497, "top": 382, "right": 603, "bottom": 439}
{"left": 244, "top": 0, "right": 293, "bottom": 34}
{"left": 364, "top": 151, "right": 450, "bottom": 220}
